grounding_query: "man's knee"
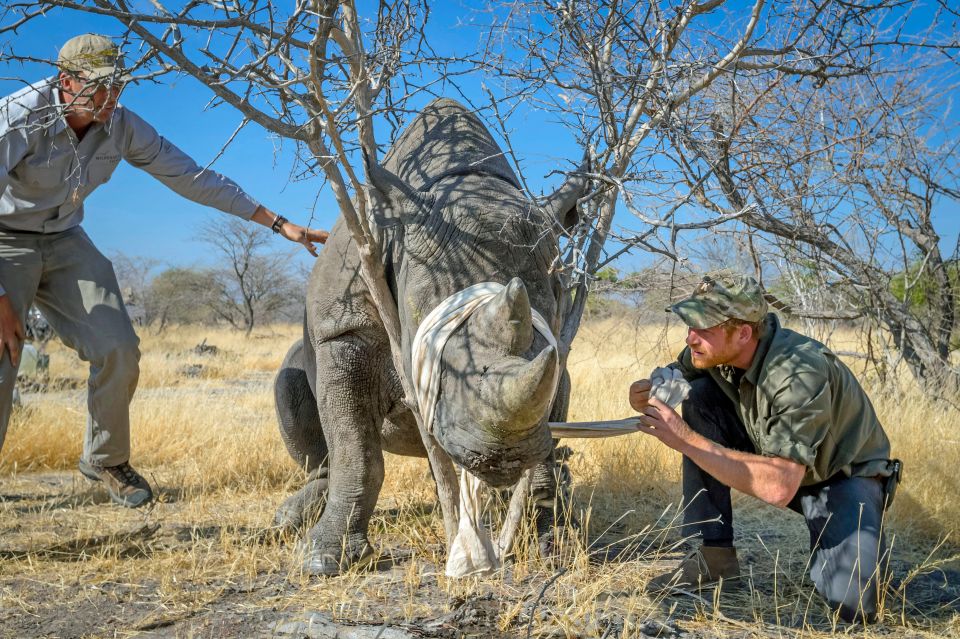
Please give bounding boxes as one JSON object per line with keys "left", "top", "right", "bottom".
{"left": 811, "top": 536, "right": 885, "bottom": 623}
{"left": 91, "top": 339, "right": 141, "bottom": 384}
{"left": 818, "top": 575, "right": 881, "bottom": 623}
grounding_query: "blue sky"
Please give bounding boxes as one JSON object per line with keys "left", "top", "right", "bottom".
{"left": 1, "top": 3, "right": 957, "bottom": 274}
{"left": 0, "top": 4, "right": 590, "bottom": 270}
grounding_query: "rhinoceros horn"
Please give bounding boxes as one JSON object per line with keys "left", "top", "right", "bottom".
{"left": 541, "top": 153, "right": 590, "bottom": 230}
{"left": 364, "top": 153, "right": 434, "bottom": 226}
{"left": 478, "top": 278, "right": 534, "bottom": 356}
{"left": 479, "top": 344, "right": 558, "bottom": 432}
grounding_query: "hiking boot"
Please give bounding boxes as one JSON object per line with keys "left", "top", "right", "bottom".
{"left": 78, "top": 459, "right": 153, "bottom": 508}
{"left": 646, "top": 545, "right": 740, "bottom": 593}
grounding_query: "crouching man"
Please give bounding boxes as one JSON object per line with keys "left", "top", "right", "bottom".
{"left": 629, "top": 274, "right": 899, "bottom": 623}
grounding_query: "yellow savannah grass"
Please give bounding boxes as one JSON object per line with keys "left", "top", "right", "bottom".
{"left": 1, "top": 318, "right": 958, "bottom": 636}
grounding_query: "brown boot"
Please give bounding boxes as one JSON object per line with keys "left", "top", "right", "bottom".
{"left": 79, "top": 459, "right": 153, "bottom": 508}
{"left": 646, "top": 545, "right": 740, "bottom": 593}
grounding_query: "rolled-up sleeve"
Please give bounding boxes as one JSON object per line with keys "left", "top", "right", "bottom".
{"left": 116, "top": 108, "right": 259, "bottom": 218}
{"left": 761, "top": 370, "right": 832, "bottom": 474}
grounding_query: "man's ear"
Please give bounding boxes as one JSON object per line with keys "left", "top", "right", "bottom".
{"left": 59, "top": 71, "right": 77, "bottom": 92}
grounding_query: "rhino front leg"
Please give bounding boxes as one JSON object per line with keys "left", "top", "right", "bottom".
{"left": 300, "top": 337, "right": 385, "bottom": 576}
{"left": 274, "top": 339, "right": 329, "bottom": 531}
{"left": 530, "top": 369, "right": 577, "bottom": 549}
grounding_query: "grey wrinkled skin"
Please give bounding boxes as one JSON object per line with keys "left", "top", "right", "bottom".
{"left": 274, "top": 99, "right": 585, "bottom": 576}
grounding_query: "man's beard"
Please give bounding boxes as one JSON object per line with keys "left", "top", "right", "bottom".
{"left": 690, "top": 346, "right": 736, "bottom": 369}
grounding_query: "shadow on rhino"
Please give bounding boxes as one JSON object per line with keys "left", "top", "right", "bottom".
{"left": 273, "top": 98, "right": 585, "bottom": 575}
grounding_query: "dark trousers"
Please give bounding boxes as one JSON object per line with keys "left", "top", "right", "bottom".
{"left": 681, "top": 377, "right": 890, "bottom": 622}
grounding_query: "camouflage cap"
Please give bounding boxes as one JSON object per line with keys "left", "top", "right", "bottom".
{"left": 668, "top": 274, "right": 768, "bottom": 329}
{"left": 57, "top": 34, "right": 131, "bottom": 84}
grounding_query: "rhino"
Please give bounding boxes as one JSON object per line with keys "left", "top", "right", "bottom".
{"left": 274, "top": 98, "right": 585, "bottom": 575}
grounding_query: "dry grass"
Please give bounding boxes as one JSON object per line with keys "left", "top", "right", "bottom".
{"left": 1, "top": 319, "right": 958, "bottom": 637}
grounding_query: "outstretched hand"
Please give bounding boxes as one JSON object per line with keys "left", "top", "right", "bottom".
{"left": 0, "top": 295, "right": 24, "bottom": 368}
{"left": 252, "top": 206, "right": 329, "bottom": 256}
{"left": 637, "top": 397, "right": 696, "bottom": 452}
{"left": 279, "top": 221, "right": 329, "bottom": 257}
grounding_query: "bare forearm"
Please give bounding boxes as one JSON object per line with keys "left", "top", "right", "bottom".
{"left": 250, "top": 205, "right": 277, "bottom": 228}
{"left": 677, "top": 431, "right": 804, "bottom": 507}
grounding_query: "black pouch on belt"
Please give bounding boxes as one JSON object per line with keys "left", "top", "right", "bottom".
{"left": 883, "top": 459, "right": 903, "bottom": 510}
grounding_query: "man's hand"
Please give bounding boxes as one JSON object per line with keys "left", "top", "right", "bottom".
{"left": 279, "top": 221, "right": 329, "bottom": 257}
{"left": 0, "top": 295, "right": 24, "bottom": 368}
{"left": 638, "top": 397, "right": 696, "bottom": 452}
{"left": 252, "top": 206, "right": 329, "bottom": 256}
{"left": 629, "top": 378, "right": 652, "bottom": 412}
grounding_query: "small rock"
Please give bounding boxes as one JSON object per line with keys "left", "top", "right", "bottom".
{"left": 178, "top": 364, "right": 205, "bottom": 378}
{"left": 638, "top": 618, "right": 679, "bottom": 638}
{"left": 273, "top": 612, "right": 415, "bottom": 639}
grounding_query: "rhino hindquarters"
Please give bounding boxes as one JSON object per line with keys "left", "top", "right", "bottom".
{"left": 274, "top": 470, "right": 329, "bottom": 533}
{"left": 275, "top": 339, "right": 328, "bottom": 473}
{"left": 275, "top": 339, "right": 330, "bottom": 532}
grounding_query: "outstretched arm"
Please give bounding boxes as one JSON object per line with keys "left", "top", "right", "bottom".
{"left": 119, "top": 109, "right": 329, "bottom": 253}
{"left": 638, "top": 397, "right": 805, "bottom": 507}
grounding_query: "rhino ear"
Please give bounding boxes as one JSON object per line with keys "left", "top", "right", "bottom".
{"left": 541, "top": 153, "right": 590, "bottom": 231}
{"left": 364, "top": 151, "right": 434, "bottom": 227}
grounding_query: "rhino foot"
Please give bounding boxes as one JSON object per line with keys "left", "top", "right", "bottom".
{"left": 274, "top": 475, "right": 328, "bottom": 533}
{"left": 534, "top": 503, "right": 582, "bottom": 562}
{"left": 298, "top": 537, "right": 374, "bottom": 577}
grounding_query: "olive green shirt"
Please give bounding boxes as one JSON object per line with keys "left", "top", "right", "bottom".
{"left": 676, "top": 314, "right": 892, "bottom": 486}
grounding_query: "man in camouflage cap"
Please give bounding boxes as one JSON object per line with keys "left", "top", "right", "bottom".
{"left": 629, "top": 273, "right": 898, "bottom": 623}
{"left": 0, "top": 34, "right": 329, "bottom": 508}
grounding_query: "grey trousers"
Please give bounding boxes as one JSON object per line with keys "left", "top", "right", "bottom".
{"left": 0, "top": 226, "right": 140, "bottom": 466}
{"left": 680, "top": 377, "right": 890, "bottom": 623}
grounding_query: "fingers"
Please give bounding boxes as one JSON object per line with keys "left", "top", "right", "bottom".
{"left": 0, "top": 296, "right": 23, "bottom": 368}
{"left": 648, "top": 396, "right": 667, "bottom": 409}
{"left": 305, "top": 228, "right": 329, "bottom": 245}
{"left": 1, "top": 341, "right": 16, "bottom": 368}
{"left": 300, "top": 237, "right": 319, "bottom": 257}
{"left": 642, "top": 404, "right": 665, "bottom": 421}
{"left": 1, "top": 328, "right": 23, "bottom": 368}
{"left": 282, "top": 224, "right": 328, "bottom": 257}
{"left": 628, "top": 378, "right": 652, "bottom": 412}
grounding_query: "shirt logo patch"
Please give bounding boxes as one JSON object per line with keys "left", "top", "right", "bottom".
{"left": 94, "top": 153, "right": 120, "bottom": 163}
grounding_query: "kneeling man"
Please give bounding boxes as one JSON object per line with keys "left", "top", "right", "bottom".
{"left": 630, "top": 274, "right": 898, "bottom": 623}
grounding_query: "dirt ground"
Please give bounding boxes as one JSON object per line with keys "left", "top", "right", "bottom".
{"left": 1, "top": 468, "right": 957, "bottom": 639}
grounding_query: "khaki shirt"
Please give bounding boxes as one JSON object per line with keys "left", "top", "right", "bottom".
{"left": 676, "top": 314, "right": 892, "bottom": 486}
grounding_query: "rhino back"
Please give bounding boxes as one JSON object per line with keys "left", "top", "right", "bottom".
{"left": 382, "top": 98, "right": 520, "bottom": 192}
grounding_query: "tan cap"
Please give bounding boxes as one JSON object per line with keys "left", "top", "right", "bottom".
{"left": 58, "top": 34, "right": 131, "bottom": 83}
{"left": 668, "top": 274, "right": 768, "bottom": 329}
